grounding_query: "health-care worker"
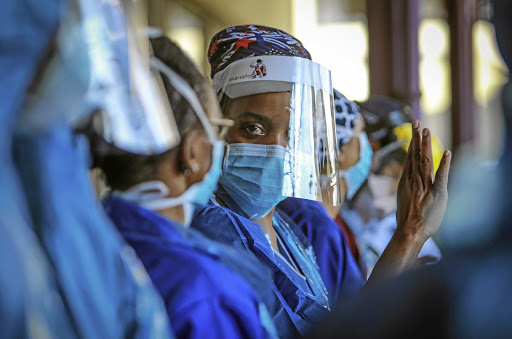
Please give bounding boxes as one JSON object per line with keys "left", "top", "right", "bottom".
{"left": 11, "top": 0, "right": 173, "bottom": 337}
{"left": 94, "top": 36, "right": 278, "bottom": 339}
{"left": 192, "top": 24, "right": 452, "bottom": 336}
{"left": 191, "top": 25, "right": 339, "bottom": 337}
{"left": 278, "top": 90, "right": 370, "bottom": 306}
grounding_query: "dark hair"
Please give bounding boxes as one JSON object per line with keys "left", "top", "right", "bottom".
{"left": 374, "top": 147, "right": 406, "bottom": 175}
{"left": 357, "top": 95, "right": 413, "bottom": 147}
{"left": 94, "top": 37, "right": 210, "bottom": 190}
{"left": 151, "top": 36, "right": 211, "bottom": 135}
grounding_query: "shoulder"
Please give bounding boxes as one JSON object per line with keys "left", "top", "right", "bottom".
{"left": 158, "top": 249, "right": 271, "bottom": 339}
{"left": 278, "top": 198, "right": 330, "bottom": 226}
{"left": 191, "top": 203, "right": 266, "bottom": 247}
{"left": 278, "top": 198, "right": 341, "bottom": 241}
{"left": 193, "top": 203, "right": 239, "bottom": 225}
{"left": 148, "top": 241, "right": 259, "bottom": 307}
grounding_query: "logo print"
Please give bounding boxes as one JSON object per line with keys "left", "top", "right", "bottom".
{"left": 250, "top": 59, "right": 267, "bottom": 78}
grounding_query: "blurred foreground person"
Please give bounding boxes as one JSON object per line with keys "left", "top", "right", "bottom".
{"left": 307, "top": 0, "right": 512, "bottom": 337}
{"left": 0, "top": 0, "right": 75, "bottom": 336}
{"left": 95, "top": 36, "right": 278, "bottom": 339}
{"left": 11, "top": 0, "right": 175, "bottom": 337}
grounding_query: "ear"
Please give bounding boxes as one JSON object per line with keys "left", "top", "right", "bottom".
{"left": 178, "top": 128, "right": 211, "bottom": 186}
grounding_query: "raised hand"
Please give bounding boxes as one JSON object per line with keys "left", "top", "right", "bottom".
{"left": 396, "top": 120, "right": 452, "bottom": 242}
{"left": 367, "top": 120, "right": 451, "bottom": 283}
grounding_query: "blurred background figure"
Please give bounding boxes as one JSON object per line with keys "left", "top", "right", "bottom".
{"left": 278, "top": 89, "right": 367, "bottom": 308}
{"left": 327, "top": 90, "right": 374, "bottom": 276}
{"left": 342, "top": 96, "right": 442, "bottom": 278}
{"left": 9, "top": 0, "right": 175, "bottom": 337}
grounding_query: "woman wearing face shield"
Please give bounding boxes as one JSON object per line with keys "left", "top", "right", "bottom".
{"left": 95, "top": 36, "right": 278, "bottom": 339}
{"left": 191, "top": 24, "right": 452, "bottom": 335}
{"left": 191, "top": 25, "right": 338, "bottom": 337}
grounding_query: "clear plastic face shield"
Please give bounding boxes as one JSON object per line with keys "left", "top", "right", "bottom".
{"left": 20, "top": 0, "right": 180, "bottom": 154}
{"left": 86, "top": 0, "right": 181, "bottom": 155}
{"left": 213, "top": 55, "right": 341, "bottom": 206}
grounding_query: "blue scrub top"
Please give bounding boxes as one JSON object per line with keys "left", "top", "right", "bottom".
{"left": 191, "top": 200, "right": 331, "bottom": 337}
{"left": 104, "top": 195, "right": 277, "bottom": 339}
{"left": 277, "top": 198, "right": 364, "bottom": 307}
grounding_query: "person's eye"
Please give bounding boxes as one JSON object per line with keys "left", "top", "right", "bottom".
{"left": 242, "top": 123, "right": 266, "bottom": 137}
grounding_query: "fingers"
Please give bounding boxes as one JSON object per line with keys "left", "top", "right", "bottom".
{"left": 402, "top": 135, "right": 413, "bottom": 179}
{"left": 410, "top": 120, "right": 422, "bottom": 184}
{"left": 433, "top": 150, "right": 452, "bottom": 195}
{"left": 421, "top": 128, "right": 434, "bottom": 186}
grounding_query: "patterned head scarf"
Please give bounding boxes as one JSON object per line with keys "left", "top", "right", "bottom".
{"left": 318, "top": 89, "right": 359, "bottom": 166}
{"left": 207, "top": 24, "right": 311, "bottom": 79}
{"left": 334, "top": 89, "right": 360, "bottom": 150}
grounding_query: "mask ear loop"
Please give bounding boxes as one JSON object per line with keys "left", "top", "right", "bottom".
{"left": 151, "top": 57, "right": 218, "bottom": 145}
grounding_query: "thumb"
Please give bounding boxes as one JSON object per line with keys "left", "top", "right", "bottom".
{"left": 433, "top": 150, "right": 452, "bottom": 195}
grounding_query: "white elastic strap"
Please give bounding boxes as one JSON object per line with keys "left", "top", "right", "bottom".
{"left": 114, "top": 180, "right": 195, "bottom": 226}
{"left": 115, "top": 180, "right": 169, "bottom": 202}
{"left": 114, "top": 180, "right": 182, "bottom": 210}
{"left": 151, "top": 57, "right": 217, "bottom": 144}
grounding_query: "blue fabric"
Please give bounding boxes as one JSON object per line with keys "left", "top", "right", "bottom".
{"left": 272, "top": 212, "right": 330, "bottom": 310}
{"left": 278, "top": 198, "right": 364, "bottom": 307}
{"left": 0, "top": 2, "right": 78, "bottom": 336}
{"left": 0, "top": 207, "right": 76, "bottom": 338}
{"left": 0, "top": 0, "right": 63, "bottom": 135}
{"left": 104, "top": 195, "right": 277, "bottom": 339}
{"left": 13, "top": 128, "right": 172, "bottom": 338}
{"left": 191, "top": 202, "right": 331, "bottom": 337}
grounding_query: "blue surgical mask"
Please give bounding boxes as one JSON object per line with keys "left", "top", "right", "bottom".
{"left": 217, "top": 143, "right": 288, "bottom": 220}
{"left": 342, "top": 132, "right": 373, "bottom": 200}
{"left": 116, "top": 140, "right": 225, "bottom": 226}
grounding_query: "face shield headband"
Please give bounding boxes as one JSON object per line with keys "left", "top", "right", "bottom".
{"left": 212, "top": 55, "right": 341, "bottom": 206}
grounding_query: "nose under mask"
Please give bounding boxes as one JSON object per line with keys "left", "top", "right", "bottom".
{"left": 217, "top": 143, "right": 288, "bottom": 220}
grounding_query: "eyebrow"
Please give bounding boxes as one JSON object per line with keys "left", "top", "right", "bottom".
{"left": 234, "top": 111, "right": 272, "bottom": 124}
